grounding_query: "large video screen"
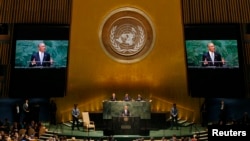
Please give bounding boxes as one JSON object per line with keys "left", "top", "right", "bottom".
{"left": 15, "top": 40, "right": 68, "bottom": 68}
{"left": 185, "top": 40, "right": 239, "bottom": 68}
{"left": 184, "top": 24, "right": 245, "bottom": 98}
{"left": 9, "top": 24, "right": 69, "bottom": 98}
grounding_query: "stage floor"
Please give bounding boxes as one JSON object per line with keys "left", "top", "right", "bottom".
{"left": 42, "top": 123, "right": 207, "bottom": 141}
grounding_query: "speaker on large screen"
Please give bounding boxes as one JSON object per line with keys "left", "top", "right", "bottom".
{"left": 9, "top": 24, "right": 70, "bottom": 98}
{"left": 184, "top": 24, "right": 246, "bottom": 98}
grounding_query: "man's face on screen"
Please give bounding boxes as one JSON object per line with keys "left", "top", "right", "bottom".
{"left": 38, "top": 43, "right": 46, "bottom": 52}
{"left": 207, "top": 43, "right": 215, "bottom": 52}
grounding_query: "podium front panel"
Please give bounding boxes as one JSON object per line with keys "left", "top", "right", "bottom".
{"left": 112, "top": 116, "right": 140, "bottom": 135}
{"left": 103, "top": 101, "right": 151, "bottom": 119}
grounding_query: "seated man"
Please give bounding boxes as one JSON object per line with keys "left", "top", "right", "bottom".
{"left": 123, "top": 93, "right": 131, "bottom": 101}
{"left": 110, "top": 93, "right": 117, "bottom": 101}
{"left": 136, "top": 94, "right": 143, "bottom": 101}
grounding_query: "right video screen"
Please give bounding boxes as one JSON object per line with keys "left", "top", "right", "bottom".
{"left": 184, "top": 24, "right": 246, "bottom": 98}
{"left": 185, "top": 40, "right": 239, "bottom": 68}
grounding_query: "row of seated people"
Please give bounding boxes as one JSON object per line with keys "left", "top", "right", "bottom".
{"left": 110, "top": 93, "right": 145, "bottom": 101}
{"left": 0, "top": 119, "right": 46, "bottom": 141}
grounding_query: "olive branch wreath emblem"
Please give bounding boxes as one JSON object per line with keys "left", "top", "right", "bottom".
{"left": 110, "top": 25, "right": 145, "bottom": 54}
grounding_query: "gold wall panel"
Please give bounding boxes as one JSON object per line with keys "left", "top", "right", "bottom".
{"left": 182, "top": 0, "right": 250, "bottom": 24}
{"left": 54, "top": 0, "right": 202, "bottom": 123}
{"left": 0, "top": 0, "right": 72, "bottom": 23}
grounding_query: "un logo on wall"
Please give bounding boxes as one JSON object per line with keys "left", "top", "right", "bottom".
{"left": 99, "top": 7, "right": 155, "bottom": 63}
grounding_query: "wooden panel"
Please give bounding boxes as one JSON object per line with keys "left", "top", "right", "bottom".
{"left": 0, "top": 42, "right": 10, "bottom": 97}
{"left": 182, "top": 0, "right": 250, "bottom": 24}
{"left": 244, "top": 43, "right": 250, "bottom": 65}
{"left": 0, "top": 0, "right": 72, "bottom": 24}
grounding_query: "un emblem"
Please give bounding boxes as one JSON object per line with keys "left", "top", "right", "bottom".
{"left": 99, "top": 7, "right": 155, "bottom": 63}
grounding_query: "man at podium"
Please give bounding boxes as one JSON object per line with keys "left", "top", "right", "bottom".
{"left": 29, "top": 42, "right": 53, "bottom": 67}
{"left": 201, "top": 42, "right": 225, "bottom": 67}
{"left": 121, "top": 105, "right": 130, "bottom": 117}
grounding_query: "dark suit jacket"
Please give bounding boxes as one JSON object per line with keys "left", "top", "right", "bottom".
{"left": 29, "top": 52, "right": 52, "bottom": 67}
{"left": 124, "top": 96, "right": 131, "bottom": 101}
{"left": 23, "top": 103, "right": 29, "bottom": 113}
{"left": 202, "top": 52, "right": 223, "bottom": 67}
{"left": 110, "top": 97, "right": 117, "bottom": 101}
{"left": 121, "top": 109, "right": 130, "bottom": 116}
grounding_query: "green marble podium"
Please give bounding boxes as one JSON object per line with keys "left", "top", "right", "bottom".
{"left": 102, "top": 101, "right": 151, "bottom": 119}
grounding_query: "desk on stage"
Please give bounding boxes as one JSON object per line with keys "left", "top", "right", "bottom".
{"left": 112, "top": 116, "right": 140, "bottom": 135}
{"left": 102, "top": 101, "right": 151, "bottom": 119}
{"left": 103, "top": 101, "right": 151, "bottom": 135}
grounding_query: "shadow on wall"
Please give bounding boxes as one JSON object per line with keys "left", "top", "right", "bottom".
{"left": 0, "top": 98, "right": 50, "bottom": 123}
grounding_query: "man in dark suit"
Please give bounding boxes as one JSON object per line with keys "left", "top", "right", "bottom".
{"left": 202, "top": 42, "right": 225, "bottom": 67}
{"left": 121, "top": 105, "right": 130, "bottom": 117}
{"left": 170, "top": 103, "right": 178, "bottom": 130}
{"left": 110, "top": 93, "right": 117, "bottom": 101}
{"left": 29, "top": 42, "right": 53, "bottom": 67}
{"left": 123, "top": 93, "right": 131, "bottom": 101}
{"left": 71, "top": 104, "right": 80, "bottom": 130}
{"left": 136, "top": 94, "right": 143, "bottom": 101}
{"left": 22, "top": 99, "right": 30, "bottom": 123}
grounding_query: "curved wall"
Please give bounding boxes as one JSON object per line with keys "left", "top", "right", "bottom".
{"left": 54, "top": 0, "right": 202, "bottom": 123}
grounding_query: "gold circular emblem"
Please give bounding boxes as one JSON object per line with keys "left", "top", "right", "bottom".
{"left": 99, "top": 7, "right": 155, "bottom": 63}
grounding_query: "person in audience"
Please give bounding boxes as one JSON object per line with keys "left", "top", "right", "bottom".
{"left": 121, "top": 105, "right": 130, "bottom": 116}
{"left": 150, "top": 137, "right": 155, "bottom": 141}
{"left": 29, "top": 120, "right": 36, "bottom": 131}
{"left": 29, "top": 42, "right": 53, "bottom": 67}
{"left": 183, "top": 137, "right": 190, "bottom": 141}
{"left": 10, "top": 122, "right": 21, "bottom": 135}
{"left": 110, "top": 93, "right": 117, "bottom": 101}
{"left": 10, "top": 132, "right": 19, "bottom": 141}
{"left": 124, "top": 93, "right": 131, "bottom": 101}
{"left": 191, "top": 134, "right": 198, "bottom": 141}
{"left": 35, "top": 121, "right": 44, "bottom": 138}
{"left": 71, "top": 104, "right": 80, "bottom": 130}
{"left": 179, "top": 137, "right": 185, "bottom": 141}
{"left": 169, "top": 134, "right": 178, "bottom": 141}
{"left": 1, "top": 118, "right": 10, "bottom": 133}
{"left": 161, "top": 137, "right": 167, "bottom": 141}
{"left": 170, "top": 103, "right": 179, "bottom": 130}
{"left": 201, "top": 42, "right": 225, "bottom": 67}
{"left": 136, "top": 94, "right": 143, "bottom": 101}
